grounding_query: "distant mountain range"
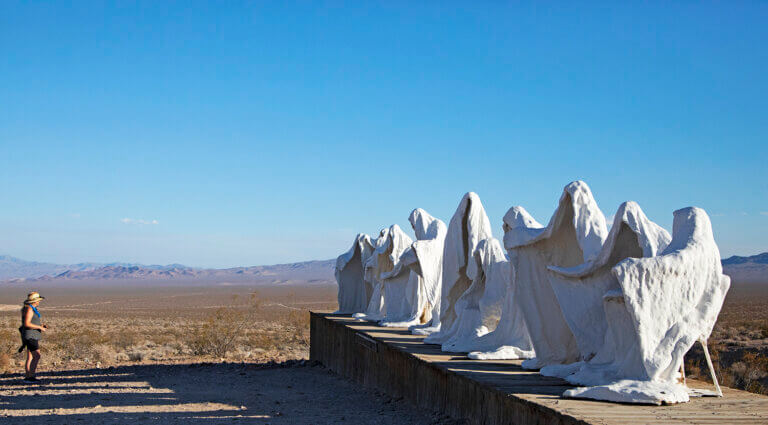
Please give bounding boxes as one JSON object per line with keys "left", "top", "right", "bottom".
{"left": 1, "top": 252, "right": 765, "bottom": 284}
{"left": 0, "top": 255, "right": 335, "bottom": 284}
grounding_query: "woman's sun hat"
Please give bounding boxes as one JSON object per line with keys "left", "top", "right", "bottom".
{"left": 23, "top": 292, "right": 45, "bottom": 304}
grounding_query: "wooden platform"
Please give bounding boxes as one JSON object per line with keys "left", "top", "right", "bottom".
{"left": 310, "top": 312, "right": 768, "bottom": 425}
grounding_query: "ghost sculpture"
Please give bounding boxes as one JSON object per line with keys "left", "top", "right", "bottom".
{"left": 354, "top": 224, "right": 416, "bottom": 325}
{"left": 562, "top": 207, "right": 731, "bottom": 404}
{"left": 543, "top": 201, "right": 671, "bottom": 383}
{"left": 421, "top": 192, "right": 494, "bottom": 344}
{"left": 334, "top": 233, "right": 376, "bottom": 314}
{"left": 464, "top": 209, "right": 539, "bottom": 360}
{"left": 391, "top": 209, "right": 448, "bottom": 330}
{"left": 503, "top": 181, "right": 609, "bottom": 370}
{"left": 353, "top": 228, "right": 389, "bottom": 322}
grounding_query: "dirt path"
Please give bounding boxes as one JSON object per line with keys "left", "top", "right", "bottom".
{"left": 0, "top": 362, "right": 460, "bottom": 424}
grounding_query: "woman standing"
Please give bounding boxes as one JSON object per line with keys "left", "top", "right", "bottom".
{"left": 19, "top": 291, "right": 47, "bottom": 381}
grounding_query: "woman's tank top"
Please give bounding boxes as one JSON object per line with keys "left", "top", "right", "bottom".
{"left": 21, "top": 306, "right": 42, "bottom": 340}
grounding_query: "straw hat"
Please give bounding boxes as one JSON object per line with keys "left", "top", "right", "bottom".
{"left": 23, "top": 292, "right": 45, "bottom": 304}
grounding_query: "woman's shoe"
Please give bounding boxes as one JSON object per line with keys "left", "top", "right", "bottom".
{"left": 23, "top": 376, "right": 39, "bottom": 382}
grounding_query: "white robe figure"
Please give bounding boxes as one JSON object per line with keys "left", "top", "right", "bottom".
{"left": 422, "top": 192, "right": 494, "bottom": 344}
{"left": 357, "top": 224, "right": 416, "bottom": 326}
{"left": 504, "top": 181, "right": 609, "bottom": 370}
{"left": 465, "top": 209, "right": 539, "bottom": 360}
{"left": 564, "top": 207, "right": 731, "bottom": 404}
{"left": 543, "top": 202, "right": 671, "bottom": 382}
{"left": 441, "top": 238, "right": 532, "bottom": 356}
{"left": 354, "top": 229, "right": 388, "bottom": 321}
{"left": 400, "top": 209, "right": 448, "bottom": 332}
{"left": 334, "top": 233, "right": 376, "bottom": 314}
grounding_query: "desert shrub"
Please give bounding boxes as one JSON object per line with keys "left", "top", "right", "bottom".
{"left": 187, "top": 295, "right": 262, "bottom": 358}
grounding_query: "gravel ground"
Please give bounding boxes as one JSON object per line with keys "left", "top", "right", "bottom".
{"left": 0, "top": 361, "right": 463, "bottom": 424}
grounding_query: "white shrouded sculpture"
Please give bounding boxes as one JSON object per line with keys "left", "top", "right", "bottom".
{"left": 504, "top": 181, "right": 609, "bottom": 370}
{"left": 397, "top": 209, "right": 448, "bottom": 331}
{"left": 354, "top": 228, "right": 389, "bottom": 321}
{"left": 563, "top": 207, "right": 731, "bottom": 404}
{"left": 543, "top": 201, "right": 671, "bottom": 382}
{"left": 421, "top": 192, "right": 494, "bottom": 344}
{"left": 354, "top": 224, "right": 416, "bottom": 324}
{"left": 442, "top": 238, "right": 534, "bottom": 358}
{"left": 334, "top": 233, "right": 376, "bottom": 314}
{"left": 464, "top": 209, "right": 539, "bottom": 360}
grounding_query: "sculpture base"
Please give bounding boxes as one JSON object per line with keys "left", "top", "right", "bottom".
{"left": 310, "top": 312, "right": 768, "bottom": 425}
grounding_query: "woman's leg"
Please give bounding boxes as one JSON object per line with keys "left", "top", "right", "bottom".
{"left": 29, "top": 349, "right": 41, "bottom": 377}
{"left": 25, "top": 348, "right": 33, "bottom": 377}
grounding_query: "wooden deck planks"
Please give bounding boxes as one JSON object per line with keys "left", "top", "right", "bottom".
{"left": 311, "top": 313, "right": 768, "bottom": 425}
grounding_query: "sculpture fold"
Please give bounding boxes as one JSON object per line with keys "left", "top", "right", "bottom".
{"left": 334, "top": 233, "right": 376, "bottom": 314}
{"left": 563, "top": 207, "right": 731, "bottom": 404}
{"left": 504, "top": 181, "right": 609, "bottom": 370}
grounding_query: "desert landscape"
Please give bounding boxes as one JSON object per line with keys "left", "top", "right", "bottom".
{"left": 0, "top": 252, "right": 766, "bottom": 422}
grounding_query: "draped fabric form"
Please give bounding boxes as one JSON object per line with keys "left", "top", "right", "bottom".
{"left": 353, "top": 224, "right": 415, "bottom": 324}
{"left": 354, "top": 228, "right": 389, "bottom": 322}
{"left": 334, "top": 233, "right": 376, "bottom": 314}
{"left": 422, "top": 193, "right": 494, "bottom": 344}
{"left": 542, "top": 202, "right": 671, "bottom": 384}
{"left": 504, "top": 181, "right": 609, "bottom": 370}
{"left": 396, "top": 209, "right": 448, "bottom": 332}
{"left": 441, "top": 238, "right": 534, "bottom": 358}
{"left": 564, "top": 207, "right": 731, "bottom": 404}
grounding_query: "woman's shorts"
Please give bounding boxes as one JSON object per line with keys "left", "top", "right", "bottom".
{"left": 22, "top": 338, "right": 40, "bottom": 351}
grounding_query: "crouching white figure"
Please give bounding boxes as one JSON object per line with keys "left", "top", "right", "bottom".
{"left": 391, "top": 209, "right": 448, "bottom": 331}
{"left": 544, "top": 201, "right": 670, "bottom": 383}
{"left": 465, "top": 211, "right": 537, "bottom": 360}
{"left": 334, "top": 233, "right": 376, "bottom": 314}
{"left": 422, "top": 192, "right": 494, "bottom": 344}
{"left": 354, "top": 228, "right": 389, "bottom": 321}
{"left": 504, "top": 181, "right": 609, "bottom": 370}
{"left": 563, "top": 207, "right": 731, "bottom": 404}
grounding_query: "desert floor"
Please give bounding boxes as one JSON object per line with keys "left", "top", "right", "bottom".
{"left": 0, "top": 362, "right": 460, "bottom": 424}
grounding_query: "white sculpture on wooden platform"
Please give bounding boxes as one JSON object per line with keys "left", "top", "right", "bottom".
{"left": 543, "top": 201, "right": 671, "bottom": 381}
{"left": 504, "top": 181, "right": 608, "bottom": 370}
{"left": 564, "top": 207, "right": 731, "bottom": 404}
{"left": 422, "top": 192, "right": 494, "bottom": 345}
{"left": 442, "top": 238, "right": 534, "bottom": 358}
{"left": 355, "top": 224, "right": 418, "bottom": 325}
{"left": 400, "top": 209, "right": 448, "bottom": 331}
{"left": 354, "top": 228, "right": 389, "bottom": 321}
{"left": 334, "top": 233, "right": 376, "bottom": 314}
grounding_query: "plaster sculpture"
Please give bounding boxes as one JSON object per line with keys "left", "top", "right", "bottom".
{"left": 441, "top": 237, "right": 534, "bottom": 357}
{"left": 503, "top": 181, "right": 608, "bottom": 370}
{"left": 563, "top": 207, "right": 731, "bottom": 404}
{"left": 334, "top": 233, "right": 376, "bottom": 314}
{"left": 543, "top": 201, "right": 671, "bottom": 382}
{"left": 353, "top": 224, "right": 416, "bottom": 325}
{"left": 399, "top": 209, "right": 448, "bottom": 331}
{"left": 422, "top": 192, "right": 494, "bottom": 344}
{"left": 353, "top": 228, "right": 389, "bottom": 322}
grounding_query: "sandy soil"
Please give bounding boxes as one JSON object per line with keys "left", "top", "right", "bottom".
{"left": 0, "top": 361, "right": 461, "bottom": 424}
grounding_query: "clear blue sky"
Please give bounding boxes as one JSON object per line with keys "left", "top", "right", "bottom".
{"left": 1, "top": 1, "right": 766, "bottom": 268}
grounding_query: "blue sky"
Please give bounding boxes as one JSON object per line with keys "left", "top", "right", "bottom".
{"left": 1, "top": 1, "right": 766, "bottom": 268}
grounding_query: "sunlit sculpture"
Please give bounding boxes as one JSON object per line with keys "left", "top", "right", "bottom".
{"left": 354, "top": 228, "right": 389, "bottom": 321}
{"left": 503, "top": 181, "right": 608, "bottom": 370}
{"left": 353, "top": 224, "right": 415, "bottom": 324}
{"left": 542, "top": 201, "right": 671, "bottom": 381}
{"left": 334, "top": 233, "right": 376, "bottom": 314}
{"left": 422, "top": 192, "right": 494, "bottom": 344}
{"left": 442, "top": 237, "right": 534, "bottom": 357}
{"left": 563, "top": 207, "right": 731, "bottom": 404}
{"left": 391, "top": 209, "right": 448, "bottom": 330}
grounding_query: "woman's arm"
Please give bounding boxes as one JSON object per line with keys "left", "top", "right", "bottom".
{"left": 22, "top": 307, "right": 45, "bottom": 331}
